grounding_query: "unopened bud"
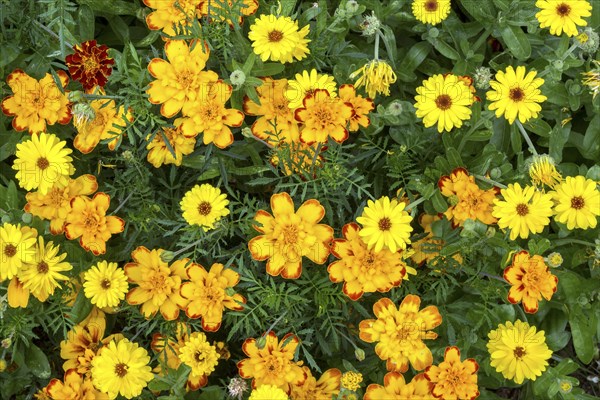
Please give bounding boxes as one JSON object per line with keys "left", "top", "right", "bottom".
{"left": 68, "top": 90, "right": 85, "bottom": 103}
{"left": 354, "top": 347, "right": 365, "bottom": 361}
{"left": 255, "top": 335, "right": 267, "bottom": 350}
{"left": 21, "top": 213, "right": 32, "bottom": 224}
{"left": 229, "top": 69, "right": 246, "bottom": 86}
{"left": 159, "top": 251, "right": 175, "bottom": 263}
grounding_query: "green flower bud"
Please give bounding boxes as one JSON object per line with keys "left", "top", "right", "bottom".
{"left": 159, "top": 251, "right": 175, "bottom": 263}
{"left": 354, "top": 348, "right": 365, "bottom": 361}
{"left": 229, "top": 69, "right": 246, "bottom": 86}
{"left": 255, "top": 335, "right": 267, "bottom": 350}
{"left": 21, "top": 213, "right": 32, "bottom": 224}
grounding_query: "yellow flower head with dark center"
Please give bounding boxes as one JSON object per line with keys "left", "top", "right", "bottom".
{"left": 487, "top": 320, "right": 552, "bottom": 384}
{"left": 535, "top": 0, "right": 592, "bottom": 37}
{"left": 178, "top": 332, "right": 219, "bottom": 379}
{"left": 551, "top": 175, "right": 600, "bottom": 229}
{"left": 0, "top": 223, "right": 37, "bottom": 282}
{"left": 412, "top": 0, "right": 451, "bottom": 25}
{"left": 91, "top": 338, "right": 154, "bottom": 399}
{"left": 415, "top": 74, "right": 475, "bottom": 133}
{"left": 424, "top": 346, "right": 479, "bottom": 399}
{"left": 339, "top": 84, "right": 375, "bottom": 132}
{"left": 487, "top": 66, "right": 547, "bottom": 125}
{"left": 248, "top": 14, "right": 310, "bottom": 64}
{"left": 364, "top": 373, "right": 433, "bottom": 399}
{"left": 582, "top": 60, "right": 600, "bottom": 99}
{"left": 83, "top": 261, "right": 128, "bottom": 308}
{"left": 248, "top": 192, "right": 334, "bottom": 279}
{"left": 44, "top": 370, "right": 109, "bottom": 400}
{"left": 237, "top": 332, "right": 307, "bottom": 394}
{"left": 341, "top": 371, "right": 363, "bottom": 391}
{"left": 180, "top": 183, "right": 230, "bottom": 231}
{"left": 249, "top": 385, "right": 289, "bottom": 400}
{"left": 528, "top": 154, "right": 562, "bottom": 188}
{"left": 290, "top": 367, "right": 341, "bottom": 400}
{"left": 350, "top": 60, "right": 397, "bottom": 99}
{"left": 144, "top": 0, "right": 202, "bottom": 36}
{"left": 504, "top": 251, "right": 558, "bottom": 313}
{"left": 1, "top": 69, "right": 71, "bottom": 134}
{"left": 359, "top": 295, "right": 442, "bottom": 373}
{"left": 329, "top": 223, "right": 406, "bottom": 300}
{"left": 286, "top": 69, "right": 337, "bottom": 110}
{"left": 13, "top": 132, "right": 75, "bottom": 195}
{"left": 73, "top": 99, "right": 132, "bottom": 154}
{"left": 492, "top": 183, "right": 554, "bottom": 240}
{"left": 146, "top": 126, "right": 196, "bottom": 168}
{"left": 356, "top": 196, "right": 413, "bottom": 254}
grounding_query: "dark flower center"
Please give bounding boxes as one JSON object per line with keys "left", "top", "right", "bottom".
{"left": 378, "top": 217, "right": 392, "bottom": 231}
{"left": 114, "top": 363, "right": 128, "bottom": 377}
{"left": 194, "top": 351, "right": 205, "bottom": 363}
{"left": 425, "top": 0, "right": 438, "bottom": 11}
{"left": 509, "top": 88, "right": 525, "bottom": 102}
{"left": 198, "top": 201, "right": 212, "bottom": 216}
{"left": 101, "top": 279, "right": 112, "bottom": 289}
{"left": 4, "top": 244, "right": 17, "bottom": 258}
{"left": 516, "top": 203, "right": 529, "bottom": 216}
{"left": 571, "top": 196, "right": 585, "bottom": 210}
{"left": 435, "top": 94, "right": 452, "bottom": 110}
{"left": 556, "top": 3, "right": 571, "bottom": 16}
{"left": 513, "top": 346, "right": 526, "bottom": 359}
{"left": 37, "top": 261, "right": 49, "bottom": 274}
{"left": 268, "top": 30, "right": 284, "bottom": 42}
{"left": 37, "top": 157, "right": 50, "bottom": 170}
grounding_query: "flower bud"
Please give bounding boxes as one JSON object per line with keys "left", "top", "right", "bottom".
{"left": 229, "top": 69, "right": 246, "bottom": 86}
{"left": 159, "top": 251, "right": 175, "bottom": 263}
{"left": 354, "top": 347, "right": 365, "bottom": 361}
{"left": 255, "top": 335, "right": 267, "bottom": 350}
{"left": 68, "top": 90, "right": 85, "bottom": 103}
{"left": 346, "top": 0, "right": 359, "bottom": 13}
{"left": 21, "top": 212, "right": 32, "bottom": 224}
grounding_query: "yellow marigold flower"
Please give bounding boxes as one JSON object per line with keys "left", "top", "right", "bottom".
{"left": 424, "top": 346, "right": 479, "bottom": 399}
{"left": 64, "top": 193, "right": 124, "bottom": 255}
{"left": 415, "top": 74, "right": 475, "bottom": 133}
{"left": 73, "top": 99, "right": 132, "bottom": 154}
{"left": 412, "top": 0, "right": 452, "bottom": 25}
{"left": 294, "top": 89, "right": 354, "bottom": 144}
{"left": 364, "top": 372, "right": 434, "bottom": 399}
{"left": 270, "top": 141, "right": 323, "bottom": 178}
{"left": 7, "top": 277, "right": 29, "bottom": 308}
{"left": 290, "top": 367, "right": 341, "bottom": 400}
{"left": 249, "top": 385, "right": 289, "bottom": 400}
{"left": 44, "top": 369, "right": 109, "bottom": 399}
{"left": 339, "top": 84, "right": 374, "bottom": 132}
{"left": 349, "top": 60, "right": 397, "bottom": 99}
{"left": 487, "top": 66, "right": 547, "bottom": 125}
{"left": 197, "top": 0, "right": 258, "bottom": 24}
{"left": 24, "top": 175, "right": 98, "bottom": 235}
{"left": 147, "top": 40, "right": 214, "bottom": 118}
{"left": 0, "top": 223, "right": 37, "bottom": 281}
{"left": 528, "top": 154, "right": 562, "bottom": 188}
{"left": 124, "top": 246, "right": 189, "bottom": 320}
{"left": 83, "top": 261, "right": 128, "bottom": 308}
{"left": 487, "top": 320, "right": 552, "bottom": 384}
{"left": 237, "top": 332, "right": 307, "bottom": 394}
{"left": 1, "top": 69, "right": 71, "bottom": 134}
{"left": 341, "top": 371, "right": 363, "bottom": 391}
{"left": 91, "top": 338, "right": 154, "bottom": 399}
{"left": 178, "top": 332, "right": 219, "bottom": 379}
{"left": 286, "top": 69, "right": 337, "bottom": 110}
{"left": 243, "top": 78, "right": 300, "bottom": 145}
{"left": 19, "top": 236, "right": 71, "bottom": 303}
{"left": 180, "top": 262, "right": 245, "bottom": 331}
{"left": 582, "top": 60, "right": 600, "bottom": 99}
{"left": 535, "top": 0, "right": 592, "bottom": 37}
{"left": 180, "top": 183, "right": 230, "bottom": 231}
{"left": 329, "top": 222, "right": 406, "bottom": 300}
{"left": 504, "top": 251, "right": 558, "bottom": 314}
{"left": 359, "top": 296, "right": 442, "bottom": 373}
{"left": 248, "top": 192, "right": 334, "bottom": 279}
{"left": 411, "top": 214, "right": 463, "bottom": 266}
{"left": 551, "top": 175, "right": 600, "bottom": 229}
{"left": 146, "top": 126, "right": 196, "bottom": 167}
{"left": 248, "top": 14, "right": 310, "bottom": 64}
{"left": 143, "top": 0, "right": 202, "bottom": 36}
{"left": 356, "top": 196, "right": 413, "bottom": 254}
{"left": 12, "top": 132, "right": 75, "bottom": 195}
{"left": 492, "top": 183, "right": 554, "bottom": 240}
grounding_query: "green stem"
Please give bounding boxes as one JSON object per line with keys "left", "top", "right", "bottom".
{"left": 405, "top": 197, "right": 426, "bottom": 211}
{"left": 479, "top": 272, "right": 505, "bottom": 282}
{"left": 515, "top": 120, "right": 538, "bottom": 156}
{"left": 471, "top": 27, "right": 493, "bottom": 52}
{"left": 374, "top": 29, "right": 381, "bottom": 60}
{"left": 553, "top": 238, "right": 596, "bottom": 247}
{"left": 474, "top": 174, "right": 507, "bottom": 189}
{"left": 83, "top": 94, "right": 124, "bottom": 100}
{"left": 560, "top": 43, "right": 579, "bottom": 61}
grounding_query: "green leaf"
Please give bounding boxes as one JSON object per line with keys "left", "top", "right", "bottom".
{"left": 380, "top": 26, "right": 398, "bottom": 68}
{"left": 67, "top": 290, "right": 93, "bottom": 324}
{"left": 397, "top": 42, "right": 431, "bottom": 82}
{"left": 253, "top": 63, "right": 285, "bottom": 76}
{"left": 570, "top": 307, "right": 597, "bottom": 364}
{"left": 432, "top": 191, "right": 448, "bottom": 213}
{"left": 24, "top": 344, "right": 51, "bottom": 379}
{"left": 549, "top": 124, "right": 570, "bottom": 163}
{"left": 198, "top": 386, "right": 225, "bottom": 400}
{"left": 77, "top": 4, "right": 95, "bottom": 40}
{"left": 500, "top": 25, "right": 531, "bottom": 60}
{"left": 458, "top": 0, "right": 496, "bottom": 21}
{"left": 524, "top": 119, "right": 552, "bottom": 138}
{"left": 446, "top": 147, "right": 463, "bottom": 169}
{"left": 78, "top": 0, "right": 139, "bottom": 15}
{"left": 581, "top": 114, "right": 600, "bottom": 159}
{"left": 429, "top": 38, "right": 460, "bottom": 60}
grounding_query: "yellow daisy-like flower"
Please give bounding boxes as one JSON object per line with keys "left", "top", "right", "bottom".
{"left": 285, "top": 69, "right": 337, "bottom": 110}
{"left": 91, "top": 338, "right": 154, "bottom": 399}
{"left": 487, "top": 320, "right": 553, "bottom": 384}
{"left": 73, "top": 99, "right": 132, "bottom": 154}
{"left": 349, "top": 60, "right": 397, "bottom": 99}
{"left": 424, "top": 346, "right": 479, "bottom": 400}
{"left": 249, "top": 385, "right": 289, "bottom": 400}
{"left": 582, "top": 60, "right": 600, "bottom": 99}
{"left": 290, "top": 367, "right": 341, "bottom": 400}
{"left": 528, "top": 154, "right": 562, "bottom": 189}
{"left": 180, "top": 183, "right": 230, "bottom": 231}
{"left": 19, "top": 236, "right": 72, "bottom": 303}
{"left": 178, "top": 332, "right": 219, "bottom": 379}
{"left": 415, "top": 74, "right": 475, "bottom": 133}
{"left": 535, "top": 0, "right": 592, "bottom": 37}
{"left": 146, "top": 126, "right": 196, "bottom": 167}
{"left": 12, "top": 132, "right": 75, "bottom": 195}
{"left": 551, "top": 175, "right": 600, "bottom": 229}
{"left": 83, "top": 261, "right": 129, "bottom": 308}
{"left": 364, "top": 373, "right": 433, "bottom": 400}
{"left": 341, "top": 371, "right": 363, "bottom": 391}
{"left": 248, "top": 14, "right": 310, "bottom": 64}
{"left": 356, "top": 196, "right": 414, "bottom": 253}
{"left": 44, "top": 369, "right": 109, "bottom": 400}
{"left": 359, "top": 296, "right": 442, "bottom": 373}
{"left": 486, "top": 66, "right": 547, "bottom": 125}
{"left": 143, "top": 0, "right": 202, "bottom": 36}
{"left": 0, "top": 223, "right": 37, "bottom": 282}
{"left": 339, "top": 84, "right": 374, "bottom": 132}
{"left": 492, "top": 183, "right": 554, "bottom": 240}
{"left": 412, "top": 0, "right": 452, "bottom": 25}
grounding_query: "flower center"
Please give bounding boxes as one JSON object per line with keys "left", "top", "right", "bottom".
{"left": 83, "top": 215, "right": 99, "bottom": 230}
{"left": 314, "top": 107, "right": 333, "bottom": 125}
{"left": 523, "top": 269, "right": 541, "bottom": 287}
{"left": 194, "top": 350, "right": 205, "bottom": 363}
{"left": 509, "top": 88, "right": 525, "bottom": 102}
{"left": 513, "top": 346, "right": 526, "bottom": 359}
{"left": 556, "top": 3, "right": 571, "bottom": 16}
{"left": 282, "top": 225, "right": 299, "bottom": 244}
{"left": 37, "top": 157, "right": 50, "bottom": 170}
{"left": 424, "top": 0, "right": 438, "bottom": 12}
{"left": 4, "top": 244, "right": 17, "bottom": 258}
{"left": 570, "top": 196, "right": 585, "bottom": 210}
{"left": 435, "top": 94, "right": 452, "bottom": 110}
{"left": 198, "top": 201, "right": 212, "bottom": 216}
{"left": 264, "top": 356, "right": 283, "bottom": 375}
{"left": 114, "top": 363, "right": 128, "bottom": 377}
{"left": 83, "top": 57, "right": 100, "bottom": 74}
{"left": 268, "top": 30, "right": 284, "bottom": 42}
{"left": 149, "top": 273, "right": 168, "bottom": 292}
{"left": 37, "top": 261, "right": 49, "bottom": 274}
{"left": 516, "top": 203, "right": 529, "bottom": 216}
{"left": 378, "top": 217, "right": 392, "bottom": 231}
{"left": 101, "top": 279, "right": 112, "bottom": 289}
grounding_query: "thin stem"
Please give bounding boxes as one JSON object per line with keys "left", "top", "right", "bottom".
{"left": 374, "top": 29, "right": 380, "bottom": 60}
{"left": 479, "top": 272, "right": 505, "bottom": 282}
{"left": 405, "top": 197, "right": 426, "bottom": 211}
{"left": 83, "top": 94, "right": 124, "bottom": 100}
{"left": 474, "top": 174, "right": 507, "bottom": 189}
{"left": 515, "top": 120, "right": 538, "bottom": 156}
{"left": 34, "top": 21, "right": 73, "bottom": 48}
{"left": 553, "top": 238, "right": 596, "bottom": 247}
{"left": 110, "top": 192, "right": 132, "bottom": 216}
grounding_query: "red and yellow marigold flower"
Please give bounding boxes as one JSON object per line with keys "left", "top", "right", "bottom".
{"left": 44, "top": 369, "right": 109, "bottom": 400}
{"left": 328, "top": 222, "right": 406, "bottom": 300}
{"left": 359, "top": 295, "right": 442, "bottom": 373}
{"left": 64, "top": 193, "right": 125, "bottom": 255}
{"left": 180, "top": 262, "right": 245, "bottom": 332}
{"left": 146, "top": 126, "right": 196, "bottom": 167}
{"left": 73, "top": 99, "right": 132, "bottom": 154}
{"left": 364, "top": 372, "right": 433, "bottom": 400}
{"left": 248, "top": 192, "right": 333, "bottom": 279}
{"left": 1, "top": 69, "right": 71, "bottom": 134}
{"left": 237, "top": 331, "right": 307, "bottom": 394}
{"left": 125, "top": 247, "right": 190, "bottom": 320}
{"left": 504, "top": 250, "right": 558, "bottom": 314}
{"left": 339, "top": 84, "right": 374, "bottom": 132}
{"left": 424, "top": 346, "right": 479, "bottom": 400}
{"left": 65, "top": 40, "right": 114, "bottom": 91}
{"left": 290, "top": 367, "right": 341, "bottom": 400}
{"left": 143, "top": 0, "right": 202, "bottom": 36}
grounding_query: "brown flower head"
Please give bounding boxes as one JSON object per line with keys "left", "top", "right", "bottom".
{"left": 66, "top": 40, "right": 114, "bottom": 90}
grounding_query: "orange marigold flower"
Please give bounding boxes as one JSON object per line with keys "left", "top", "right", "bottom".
{"left": 359, "top": 296, "right": 442, "bottom": 373}
{"left": 237, "top": 331, "right": 307, "bottom": 394}
{"left": 44, "top": 369, "right": 109, "bottom": 399}
{"left": 364, "top": 372, "right": 433, "bottom": 400}
{"left": 125, "top": 247, "right": 190, "bottom": 320}
{"left": 248, "top": 192, "right": 333, "bottom": 279}
{"left": 329, "top": 222, "right": 406, "bottom": 300}
{"left": 144, "top": 0, "right": 202, "bottom": 36}
{"left": 339, "top": 84, "right": 374, "bottom": 132}
{"left": 73, "top": 99, "right": 132, "bottom": 154}
{"left": 64, "top": 193, "right": 125, "bottom": 255}
{"left": 198, "top": 0, "right": 258, "bottom": 24}
{"left": 411, "top": 214, "right": 463, "bottom": 266}
{"left": 295, "top": 89, "right": 354, "bottom": 145}
{"left": 146, "top": 126, "right": 196, "bottom": 167}
{"left": 65, "top": 40, "right": 114, "bottom": 91}
{"left": 504, "top": 250, "right": 558, "bottom": 313}
{"left": 290, "top": 367, "right": 341, "bottom": 400}
{"left": 1, "top": 69, "right": 71, "bottom": 134}
{"left": 8, "top": 277, "right": 30, "bottom": 308}
{"left": 25, "top": 175, "right": 98, "bottom": 235}
{"left": 424, "top": 346, "right": 479, "bottom": 400}
{"left": 180, "top": 262, "right": 245, "bottom": 332}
